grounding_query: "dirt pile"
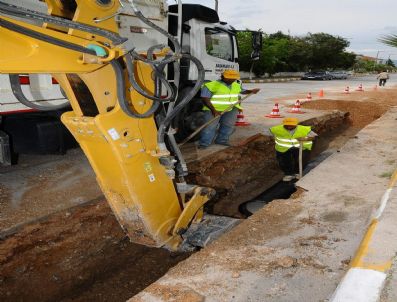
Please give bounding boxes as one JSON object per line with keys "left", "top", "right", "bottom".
{"left": 302, "top": 99, "right": 388, "bottom": 128}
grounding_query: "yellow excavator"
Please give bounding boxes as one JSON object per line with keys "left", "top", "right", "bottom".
{"left": 0, "top": 0, "right": 243, "bottom": 250}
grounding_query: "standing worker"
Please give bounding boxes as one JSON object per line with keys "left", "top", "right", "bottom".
{"left": 270, "top": 118, "right": 317, "bottom": 181}
{"left": 377, "top": 70, "right": 389, "bottom": 86}
{"left": 198, "top": 70, "right": 260, "bottom": 149}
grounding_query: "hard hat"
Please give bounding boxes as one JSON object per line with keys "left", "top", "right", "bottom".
{"left": 222, "top": 69, "right": 240, "bottom": 80}
{"left": 283, "top": 117, "right": 299, "bottom": 126}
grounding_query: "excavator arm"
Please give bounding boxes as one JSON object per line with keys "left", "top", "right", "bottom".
{"left": 0, "top": 0, "right": 214, "bottom": 250}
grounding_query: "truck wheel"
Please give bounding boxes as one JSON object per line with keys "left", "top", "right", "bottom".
{"left": 172, "top": 86, "right": 206, "bottom": 142}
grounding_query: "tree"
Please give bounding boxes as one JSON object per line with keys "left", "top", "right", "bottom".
{"left": 380, "top": 34, "right": 397, "bottom": 48}
{"left": 303, "top": 33, "right": 352, "bottom": 70}
{"left": 236, "top": 31, "right": 356, "bottom": 77}
{"left": 386, "top": 58, "right": 396, "bottom": 67}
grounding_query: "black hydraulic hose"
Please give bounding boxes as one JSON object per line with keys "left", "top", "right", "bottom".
{"left": 131, "top": 50, "right": 180, "bottom": 67}
{"left": 0, "top": 17, "right": 97, "bottom": 56}
{"left": 157, "top": 54, "right": 205, "bottom": 144}
{"left": 167, "top": 130, "right": 188, "bottom": 176}
{"left": 9, "top": 74, "right": 70, "bottom": 111}
{"left": 147, "top": 44, "right": 166, "bottom": 61}
{"left": 0, "top": 1, "right": 127, "bottom": 45}
{"left": 125, "top": 53, "right": 176, "bottom": 103}
{"left": 110, "top": 59, "right": 160, "bottom": 118}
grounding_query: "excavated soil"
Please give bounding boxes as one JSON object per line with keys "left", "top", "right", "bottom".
{"left": 0, "top": 200, "right": 189, "bottom": 302}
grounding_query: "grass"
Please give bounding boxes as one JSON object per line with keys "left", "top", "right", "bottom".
{"left": 379, "top": 171, "right": 393, "bottom": 179}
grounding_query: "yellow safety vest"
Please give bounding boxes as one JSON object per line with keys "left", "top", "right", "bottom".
{"left": 203, "top": 80, "right": 242, "bottom": 112}
{"left": 270, "top": 125, "right": 313, "bottom": 153}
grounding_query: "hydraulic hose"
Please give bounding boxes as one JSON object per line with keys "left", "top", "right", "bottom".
{"left": 9, "top": 74, "right": 70, "bottom": 111}
{"left": 167, "top": 129, "right": 188, "bottom": 176}
{"left": 0, "top": 17, "right": 96, "bottom": 56}
{"left": 125, "top": 52, "right": 176, "bottom": 103}
{"left": 147, "top": 44, "right": 166, "bottom": 61}
{"left": 110, "top": 59, "right": 160, "bottom": 118}
{"left": 157, "top": 54, "right": 205, "bottom": 145}
{"left": 0, "top": 1, "right": 127, "bottom": 45}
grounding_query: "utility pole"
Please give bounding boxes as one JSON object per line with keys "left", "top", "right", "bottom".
{"left": 375, "top": 51, "right": 385, "bottom": 71}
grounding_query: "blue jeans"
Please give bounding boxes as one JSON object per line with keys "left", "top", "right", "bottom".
{"left": 199, "top": 107, "right": 238, "bottom": 147}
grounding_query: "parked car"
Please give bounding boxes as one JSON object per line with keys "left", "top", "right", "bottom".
{"left": 301, "top": 71, "right": 333, "bottom": 80}
{"left": 329, "top": 71, "right": 349, "bottom": 80}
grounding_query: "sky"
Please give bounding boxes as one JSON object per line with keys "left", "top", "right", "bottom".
{"left": 167, "top": 0, "right": 397, "bottom": 60}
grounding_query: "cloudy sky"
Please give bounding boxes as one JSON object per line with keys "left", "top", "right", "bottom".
{"left": 167, "top": 0, "right": 397, "bottom": 60}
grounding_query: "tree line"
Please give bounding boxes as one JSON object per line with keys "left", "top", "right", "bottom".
{"left": 237, "top": 31, "right": 357, "bottom": 77}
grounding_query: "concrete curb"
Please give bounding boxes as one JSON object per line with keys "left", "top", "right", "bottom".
{"left": 330, "top": 170, "right": 397, "bottom": 302}
{"left": 241, "top": 78, "right": 301, "bottom": 83}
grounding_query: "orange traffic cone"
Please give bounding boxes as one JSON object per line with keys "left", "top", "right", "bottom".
{"left": 356, "top": 83, "right": 364, "bottom": 91}
{"left": 318, "top": 89, "right": 324, "bottom": 97}
{"left": 235, "top": 111, "right": 251, "bottom": 126}
{"left": 288, "top": 100, "right": 305, "bottom": 114}
{"left": 306, "top": 92, "right": 312, "bottom": 101}
{"left": 265, "top": 103, "right": 284, "bottom": 118}
{"left": 344, "top": 86, "right": 350, "bottom": 94}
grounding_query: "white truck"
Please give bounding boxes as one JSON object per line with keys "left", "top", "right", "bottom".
{"left": 0, "top": 0, "right": 261, "bottom": 164}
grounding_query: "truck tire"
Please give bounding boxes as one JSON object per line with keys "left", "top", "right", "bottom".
{"left": 173, "top": 86, "right": 206, "bottom": 142}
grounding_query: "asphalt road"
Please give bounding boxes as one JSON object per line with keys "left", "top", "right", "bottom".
{"left": 244, "top": 74, "right": 395, "bottom": 102}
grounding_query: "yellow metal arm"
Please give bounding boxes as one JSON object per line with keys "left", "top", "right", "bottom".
{"left": 0, "top": 0, "right": 213, "bottom": 250}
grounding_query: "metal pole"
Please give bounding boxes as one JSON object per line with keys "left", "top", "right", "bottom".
{"left": 215, "top": 0, "right": 218, "bottom": 12}
{"left": 249, "top": 62, "right": 254, "bottom": 80}
{"left": 298, "top": 141, "right": 303, "bottom": 180}
{"left": 375, "top": 51, "right": 380, "bottom": 71}
{"left": 177, "top": 0, "right": 182, "bottom": 43}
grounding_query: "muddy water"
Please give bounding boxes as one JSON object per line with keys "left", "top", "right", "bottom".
{"left": 0, "top": 200, "right": 189, "bottom": 302}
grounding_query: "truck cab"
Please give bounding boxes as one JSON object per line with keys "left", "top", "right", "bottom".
{"left": 168, "top": 4, "right": 241, "bottom": 139}
{"left": 169, "top": 4, "right": 239, "bottom": 83}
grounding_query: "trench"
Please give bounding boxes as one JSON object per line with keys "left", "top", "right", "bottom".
{"left": 239, "top": 99, "right": 390, "bottom": 216}
{"left": 0, "top": 99, "right": 392, "bottom": 301}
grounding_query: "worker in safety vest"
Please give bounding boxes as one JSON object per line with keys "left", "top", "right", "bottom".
{"left": 270, "top": 118, "right": 317, "bottom": 181}
{"left": 198, "top": 70, "right": 260, "bottom": 148}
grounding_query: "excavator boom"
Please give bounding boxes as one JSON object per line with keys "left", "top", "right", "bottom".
{"left": 0, "top": 0, "right": 214, "bottom": 250}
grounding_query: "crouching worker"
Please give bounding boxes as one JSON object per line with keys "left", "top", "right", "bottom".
{"left": 198, "top": 69, "right": 259, "bottom": 149}
{"left": 270, "top": 118, "right": 317, "bottom": 181}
